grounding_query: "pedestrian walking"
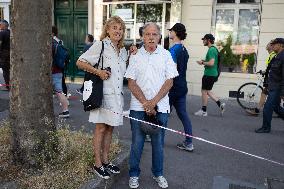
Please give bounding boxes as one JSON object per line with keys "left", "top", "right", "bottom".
{"left": 76, "top": 34, "right": 94, "bottom": 95}
{"left": 0, "top": 20, "right": 10, "bottom": 91}
{"left": 52, "top": 26, "right": 70, "bottom": 118}
{"left": 195, "top": 34, "right": 225, "bottom": 117}
{"left": 255, "top": 38, "right": 284, "bottom": 133}
{"left": 246, "top": 41, "right": 276, "bottom": 115}
{"left": 76, "top": 16, "right": 128, "bottom": 179}
{"left": 125, "top": 22, "right": 178, "bottom": 189}
{"left": 168, "top": 23, "right": 193, "bottom": 152}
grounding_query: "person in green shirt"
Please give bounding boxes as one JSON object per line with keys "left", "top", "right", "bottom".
{"left": 246, "top": 40, "right": 276, "bottom": 115}
{"left": 195, "top": 34, "right": 225, "bottom": 116}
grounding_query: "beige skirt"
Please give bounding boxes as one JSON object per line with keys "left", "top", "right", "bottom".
{"left": 88, "top": 94, "right": 123, "bottom": 126}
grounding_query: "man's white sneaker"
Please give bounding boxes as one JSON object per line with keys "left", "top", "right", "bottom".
{"left": 129, "top": 177, "right": 139, "bottom": 189}
{"left": 153, "top": 176, "right": 168, "bottom": 188}
{"left": 194, "top": 109, "right": 208, "bottom": 116}
{"left": 220, "top": 103, "right": 226, "bottom": 116}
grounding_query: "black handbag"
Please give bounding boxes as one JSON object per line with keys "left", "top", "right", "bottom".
{"left": 140, "top": 106, "right": 162, "bottom": 135}
{"left": 82, "top": 41, "right": 105, "bottom": 111}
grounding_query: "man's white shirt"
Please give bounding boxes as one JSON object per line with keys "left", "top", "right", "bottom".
{"left": 125, "top": 45, "right": 179, "bottom": 113}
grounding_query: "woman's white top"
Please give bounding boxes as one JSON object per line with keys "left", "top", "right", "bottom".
{"left": 78, "top": 37, "right": 127, "bottom": 126}
{"left": 125, "top": 45, "right": 179, "bottom": 113}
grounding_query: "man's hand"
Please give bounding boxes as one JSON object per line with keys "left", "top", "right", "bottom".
{"left": 196, "top": 60, "right": 203, "bottom": 65}
{"left": 143, "top": 99, "right": 158, "bottom": 113}
{"left": 146, "top": 109, "right": 157, "bottom": 116}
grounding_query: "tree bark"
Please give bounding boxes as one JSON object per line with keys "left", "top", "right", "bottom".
{"left": 10, "top": 0, "right": 56, "bottom": 168}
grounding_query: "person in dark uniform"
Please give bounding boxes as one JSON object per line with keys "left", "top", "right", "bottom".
{"left": 255, "top": 38, "right": 284, "bottom": 133}
{"left": 76, "top": 34, "right": 94, "bottom": 95}
{"left": 0, "top": 20, "right": 10, "bottom": 91}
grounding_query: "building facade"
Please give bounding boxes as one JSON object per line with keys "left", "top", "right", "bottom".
{"left": 0, "top": 0, "right": 10, "bottom": 22}
{"left": 181, "top": 0, "right": 284, "bottom": 98}
{"left": 3, "top": 0, "right": 284, "bottom": 97}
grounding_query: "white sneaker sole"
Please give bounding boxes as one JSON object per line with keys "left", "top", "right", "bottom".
{"left": 59, "top": 114, "right": 70, "bottom": 118}
{"left": 177, "top": 145, "right": 194, "bottom": 152}
{"left": 106, "top": 168, "right": 120, "bottom": 174}
{"left": 129, "top": 184, "right": 139, "bottom": 189}
{"left": 93, "top": 169, "right": 110, "bottom": 180}
{"left": 194, "top": 113, "right": 207, "bottom": 117}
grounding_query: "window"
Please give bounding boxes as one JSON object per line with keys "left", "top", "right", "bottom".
{"left": 55, "top": 0, "right": 70, "bottom": 8}
{"left": 240, "top": 0, "right": 260, "bottom": 3}
{"left": 213, "top": 0, "right": 261, "bottom": 73}
{"left": 102, "top": 2, "right": 172, "bottom": 49}
{"left": 217, "top": 0, "right": 235, "bottom": 3}
{"left": 109, "top": 3, "right": 134, "bottom": 20}
{"left": 75, "top": 0, "right": 88, "bottom": 9}
{"left": 0, "top": 7, "right": 3, "bottom": 20}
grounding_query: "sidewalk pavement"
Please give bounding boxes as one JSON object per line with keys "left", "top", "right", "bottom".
{"left": 0, "top": 76, "right": 283, "bottom": 189}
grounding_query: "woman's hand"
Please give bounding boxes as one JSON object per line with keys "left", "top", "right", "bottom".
{"left": 129, "top": 45, "right": 138, "bottom": 55}
{"left": 98, "top": 69, "right": 111, "bottom": 80}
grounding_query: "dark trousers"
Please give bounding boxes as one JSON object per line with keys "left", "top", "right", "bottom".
{"left": 2, "top": 66, "right": 10, "bottom": 89}
{"left": 263, "top": 89, "right": 284, "bottom": 129}
{"left": 169, "top": 94, "right": 193, "bottom": 144}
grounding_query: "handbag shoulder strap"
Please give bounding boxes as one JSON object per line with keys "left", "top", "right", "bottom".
{"left": 94, "top": 41, "right": 104, "bottom": 69}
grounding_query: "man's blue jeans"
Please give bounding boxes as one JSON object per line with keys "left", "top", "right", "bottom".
{"left": 263, "top": 89, "right": 284, "bottom": 129}
{"left": 170, "top": 94, "right": 193, "bottom": 144}
{"left": 129, "top": 110, "right": 169, "bottom": 177}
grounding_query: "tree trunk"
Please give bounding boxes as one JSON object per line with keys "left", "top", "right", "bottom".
{"left": 10, "top": 0, "right": 56, "bottom": 168}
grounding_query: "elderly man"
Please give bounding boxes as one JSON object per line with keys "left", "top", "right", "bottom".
{"left": 125, "top": 23, "right": 178, "bottom": 188}
{"left": 0, "top": 20, "right": 10, "bottom": 91}
{"left": 255, "top": 38, "right": 284, "bottom": 133}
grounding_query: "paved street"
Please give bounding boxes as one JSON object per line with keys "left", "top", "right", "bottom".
{"left": 0, "top": 73, "right": 283, "bottom": 189}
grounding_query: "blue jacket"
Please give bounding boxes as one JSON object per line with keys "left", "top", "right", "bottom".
{"left": 169, "top": 44, "right": 189, "bottom": 98}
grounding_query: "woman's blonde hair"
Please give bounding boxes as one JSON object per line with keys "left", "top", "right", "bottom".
{"left": 100, "top": 16, "right": 126, "bottom": 49}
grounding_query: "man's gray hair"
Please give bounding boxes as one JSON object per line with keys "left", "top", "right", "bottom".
{"left": 142, "top": 22, "right": 161, "bottom": 36}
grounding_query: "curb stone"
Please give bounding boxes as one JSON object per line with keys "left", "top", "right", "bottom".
{"left": 0, "top": 181, "right": 18, "bottom": 189}
{"left": 80, "top": 140, "right": 130, "bottom": 189}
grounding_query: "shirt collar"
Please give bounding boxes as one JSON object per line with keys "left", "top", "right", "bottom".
{"left": 103, "top": 37, "right": 119, "bottom": 48}
{"left": 102, "top": 37, "right": 111, "bottom": 45}
{"left": 141, "top": 45, "right": 160, "bottom": 55}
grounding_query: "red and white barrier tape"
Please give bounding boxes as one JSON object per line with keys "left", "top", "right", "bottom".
{"left": 101, "top": 107, "right": 284, "bottom": 167}
{"left": 0, "top": 84, "right": 9, "bottom": 87}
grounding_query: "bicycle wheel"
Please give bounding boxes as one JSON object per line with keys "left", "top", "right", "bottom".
{"left": 237, "top": 82, "right": 263, "bottom": 110}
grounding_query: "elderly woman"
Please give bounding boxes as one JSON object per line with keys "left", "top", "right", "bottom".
{"left": 76, "top": 16, "right": 127, "bottom": 179}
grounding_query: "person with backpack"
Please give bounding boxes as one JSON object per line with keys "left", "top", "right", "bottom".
{"left": 195, "top": 34, "right": 225, "bottom": 117}
{"left": 168, "top": 23, "right": 194, "bottom": 152}
{"left": 52, "top": 26, "right": 69, "bottom": 118}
